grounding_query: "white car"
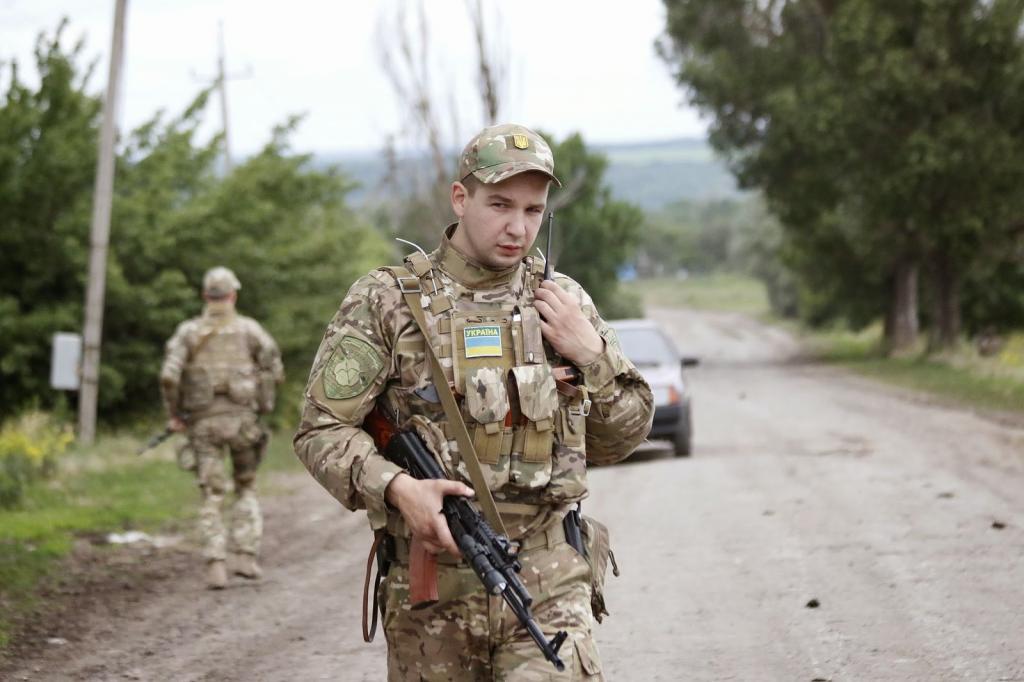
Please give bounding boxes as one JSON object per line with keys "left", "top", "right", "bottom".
{"left": 609, "top": 319, "right": 698, "bottom": 456}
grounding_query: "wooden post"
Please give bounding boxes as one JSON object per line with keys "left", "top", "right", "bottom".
{"left": 78, "top": 0, "right": 128, "bottom": 444}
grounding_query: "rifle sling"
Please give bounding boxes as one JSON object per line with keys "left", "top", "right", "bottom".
{"left": 387, "top": 266, "right": 509, "bottom": 538}
{"left": 362, "top": 532, "right": 384, "bottom": 643}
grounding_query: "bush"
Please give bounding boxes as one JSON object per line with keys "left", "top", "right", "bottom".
{"left": 600, "top": 286, "right": 645, "bottom": 321}
{"left": 0, "top": 28, "right": 389, "bottom": 425}
{"left": 0, "top": 412, "right": 73, "bottom": 509}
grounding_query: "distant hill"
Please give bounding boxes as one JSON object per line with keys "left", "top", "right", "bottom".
{"left": 312, "top": 151, "right": 389, "bottom": 207}
{"left": 316, "top": 137, "right": 742, "bottom": 212}
{"left": 595, "top": 138, "right": 743, "bottom": 209}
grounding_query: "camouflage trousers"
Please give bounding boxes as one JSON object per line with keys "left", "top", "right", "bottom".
{"left": 189, "top": 411, "right": 267, "bottom": 561}
{"left": 380, "top": 532, "right": 604, "bottom": 681}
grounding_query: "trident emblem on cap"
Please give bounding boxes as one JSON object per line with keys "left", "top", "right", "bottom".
{"left": 512, "top": 134, "right": 529, "bottom": 150}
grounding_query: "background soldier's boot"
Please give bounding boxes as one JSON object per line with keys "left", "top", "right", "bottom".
{"left": 232, "top": 553, "right": 262, "bottom": 580}
{"left": 206, "top": 559, "right": 228, "bottom": 589}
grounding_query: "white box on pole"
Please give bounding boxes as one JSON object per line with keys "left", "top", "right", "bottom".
{"left": 51, "top": 332, "right": 82, "bottom": 390}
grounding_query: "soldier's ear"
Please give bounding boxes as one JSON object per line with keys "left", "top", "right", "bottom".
{"left": 451, "top": 181, "right": 469, "bottom": 218}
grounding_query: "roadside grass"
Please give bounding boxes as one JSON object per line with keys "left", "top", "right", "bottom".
{"left": 263, "top": 417, "right": 303, "bottom": 474}
{"left": 805, "top": 326, "right": 1024, "bottom": 415}
{"left": 0, "top": 425, "right": 299, "bottom": 651}
{"left": 260, "top": 426, "right": 304, "bottom": 495}
{"left": 625, "top": 273, "right": 770, "bottom": 316}
{"left": 0, "top": 434, "right": 193, "bottom": 650}
{"left": 630, "top": 274, "right": 1024, "bottom": 417}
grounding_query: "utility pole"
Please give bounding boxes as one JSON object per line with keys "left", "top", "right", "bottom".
{"left": 194, "top": 21, "right": 251, "bottom": 175}
{"left": 216, "top": 21, "right": 233, "bottom": 172}
{"left": 78, "top": 0, "right": 128, "bottom": 445}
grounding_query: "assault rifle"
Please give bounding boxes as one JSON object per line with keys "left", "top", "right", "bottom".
{"left": 379, "top": 426, "right": 568, "bottom": 672}
{"left": 136, "top": 414, "right": 188, "bottom": 456}
{"left": 136, "top": 426, "right": 175, "bottom": 456}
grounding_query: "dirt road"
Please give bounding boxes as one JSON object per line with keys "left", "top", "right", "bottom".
{"left": 8, "top": 307, "right": 1024, "bottom": 681}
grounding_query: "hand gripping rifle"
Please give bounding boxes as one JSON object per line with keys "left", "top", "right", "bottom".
{"left": 379, "top": 425, "right": 568, "bottom": 671}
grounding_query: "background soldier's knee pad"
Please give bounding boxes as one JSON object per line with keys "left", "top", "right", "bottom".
{"left": 200, "top": 479, "right": 228, "bottom": 497}
{"left": 234, "top": 470, "right": 257, "bottom": 489}
{"left": 198, "top": 458, "right": 229, "bottom": 495}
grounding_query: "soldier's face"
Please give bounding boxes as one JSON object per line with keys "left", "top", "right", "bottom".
{"left": 450, "top": 172, "right": 550, "bottom": 269}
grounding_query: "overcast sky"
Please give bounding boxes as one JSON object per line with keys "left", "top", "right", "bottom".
{"left": 0, "top": 0, "right": 707, "bottom": 156}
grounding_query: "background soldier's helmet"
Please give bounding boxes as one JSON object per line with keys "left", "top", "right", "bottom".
{"left": 458, "top": 123, "right": 562, "bottom": 187}
{"left": 202, "top": 266, "right": 242, "bottom": 298}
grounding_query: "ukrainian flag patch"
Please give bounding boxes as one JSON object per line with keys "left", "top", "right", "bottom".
{"left": 464, "top": 325, "right": 502, "bottom": 358}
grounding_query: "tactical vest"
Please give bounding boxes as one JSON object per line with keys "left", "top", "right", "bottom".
{"left": 179, "top": 314, "right": 259, "bottom": 414}
{"left": 379, "top": 252, "right": 591, "bottom": 510}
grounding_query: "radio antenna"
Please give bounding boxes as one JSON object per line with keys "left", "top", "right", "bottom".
{"left": 543, "top": 212, "right": 554, "bottom": 280}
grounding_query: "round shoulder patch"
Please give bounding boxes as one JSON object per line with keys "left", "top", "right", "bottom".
{"left": 322, "top": 335, "right": 385, "bottom": 400}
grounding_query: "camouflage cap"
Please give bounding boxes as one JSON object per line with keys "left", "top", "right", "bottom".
{"left": 202, "top": 266, "right": 241, "bottom": 297}
{"left": 458, "top": 123, "right": 561, "bottom": 188}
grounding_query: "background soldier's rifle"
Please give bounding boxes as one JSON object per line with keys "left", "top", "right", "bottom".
{"left": 136, "top": 414, "right": 188, "bottom": 456}
{"left": 136, "top": 428, "right": 174, "bottom": 456}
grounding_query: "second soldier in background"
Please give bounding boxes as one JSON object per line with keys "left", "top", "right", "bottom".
{"left": 160, "top": 267, "right": 284, "bottom": 589}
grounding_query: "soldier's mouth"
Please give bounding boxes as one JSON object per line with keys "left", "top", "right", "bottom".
{"left": 497, "top": 245, "right": 522, "bottom": 255}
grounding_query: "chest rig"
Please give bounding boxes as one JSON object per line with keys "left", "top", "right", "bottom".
{"left": 382, "top": 249, "right": 589, "bottom": 505}
{"left": 180, "top": 314, "right": 258, "bottom": 413}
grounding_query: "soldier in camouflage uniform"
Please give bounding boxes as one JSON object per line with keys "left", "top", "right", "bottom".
{"left": 294, "top": 124, "right": 653, "bottom": 679}
{"left": 161, "top": 267, "right": 284, "bottom": 589}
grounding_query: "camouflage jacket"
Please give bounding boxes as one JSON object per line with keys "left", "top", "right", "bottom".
{"left": 294, "top": 229, "right": 653, "bottom": 538}
{"left": 160, "top": 304, "right": 284, "bottom": 420}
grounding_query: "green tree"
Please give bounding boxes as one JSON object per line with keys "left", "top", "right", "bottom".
{"left": 659, "top": 0, "right": 1024, "bottom": 352}
{"left": 638, "top": 198, "right": 775, "bottom": 277}
{"left": 0, "top": 24, "right": 101, "bottom": 418}
{"left": 0, "top": 24, "right": 388, "bottom": 422}
{"left": 541, "top": 132, "right": 645, "bottom": 316}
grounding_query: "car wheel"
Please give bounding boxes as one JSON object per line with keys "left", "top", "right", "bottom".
{"left": 673, "top": 404, "right": 692, "bottom": 457}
